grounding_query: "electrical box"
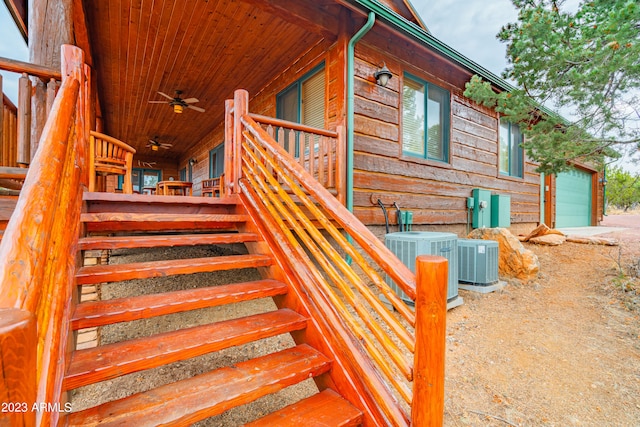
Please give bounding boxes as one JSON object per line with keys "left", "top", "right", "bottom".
{"left": 472, "top": 188, "right": 492, "bottom": 228}
{"left": 491, "top": 194, "right": 511, "bottom": 228}
{"left": 401, "top": 211, "right": 413, "bottom": 231}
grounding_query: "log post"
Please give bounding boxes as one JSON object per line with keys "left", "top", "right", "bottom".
{"left": 224, "top": 99, "right": 234, "bottom": 195}
{"left": 17, "top": 73, "right": 31, "bottom": 167}
{"left": 412, "top": 255, "right": 447, "bottom": 426}
{"left": 0, "top": 308, "right": 36, "bottom": 427}
{"left": 336, "top": 125, "right": 346, "bottom": 205}
{"left": 233, "top": 89, "right": 249, "bottom": 194}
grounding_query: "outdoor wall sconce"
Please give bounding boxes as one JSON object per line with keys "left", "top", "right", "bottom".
{"left": 374, "top": 62, "right": 392, "bottom": 87}
{"left": 189, "top": 158, "right": 197, "bottom": 166}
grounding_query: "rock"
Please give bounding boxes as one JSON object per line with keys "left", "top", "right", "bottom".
{"left": 467, "top": 228, "right": 540, "bottom": 283}
{"left": 521, "top": 224, "right": 565, "bottom": 242}
{"left": 529, "top": 234, "right": 567, "bottom": 246}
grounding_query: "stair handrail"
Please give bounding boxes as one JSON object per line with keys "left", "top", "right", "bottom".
{"left": 0, "top": 45, "right": 89, "bottom": 426}
{"left": 229, "top": 89, "right": 446, "bottom": 426}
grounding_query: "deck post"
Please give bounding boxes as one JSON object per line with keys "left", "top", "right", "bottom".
{"left": 233, "top": 90, "right": 249, "bottom": 194}
{"left": 224, "top": 99, "right": 234, "bottom": 194}
{"left": 412, "top": 255, "right": 447, "bottom": 426}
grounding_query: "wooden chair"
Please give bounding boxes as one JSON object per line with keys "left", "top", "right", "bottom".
{"left": 202, "top": 174, "right": 224, "bottom": 197}
{"left": 89, "top": 131, "right": 136, "bottom": 194}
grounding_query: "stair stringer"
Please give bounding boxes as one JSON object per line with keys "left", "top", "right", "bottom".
{"left": 238, "top": 188, "right": 407, "bottom": 427}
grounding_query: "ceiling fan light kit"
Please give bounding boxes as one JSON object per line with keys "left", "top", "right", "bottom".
{"left": 149, "top": 90, "right": 205, "bottom": 113}
{"left": 146, "top": 137, "right": 173, "bottom": 151}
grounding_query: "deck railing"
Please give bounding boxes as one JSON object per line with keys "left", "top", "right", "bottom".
{"left": 1, "top": 93, "right": 18, "bottom": 167}
{"left": 249, "top": 114, "right": 346, "bottom": 203}
{"left": 0, "top": 45, "right": 89, "bottom": 427}
{"left": 0, "top": 56, "right": 61, "bottom": 169}
{"left": 227, "top": 89, "right": 447, "bottom": 426}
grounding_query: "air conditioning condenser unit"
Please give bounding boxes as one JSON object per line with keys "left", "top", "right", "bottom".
{"left": 385, "top": 231, "right": 458, "bottom": 303}
{"left": 458, "top": 239, "right": 499, "bottom": 285}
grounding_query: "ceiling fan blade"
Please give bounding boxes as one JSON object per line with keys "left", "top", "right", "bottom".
{"left": 182, "top": 97, "right": 199, "bottom": 104}
{"left": 148, "top": 101, "right": 167, "bottom": 104}
{"left": 187, "top": 105, "right": 205, "bottom": 113}
{"left": 157, "top": 91, "right": 174, "bottom": 100}
{"left": 161, "top": 144, "right": 173, "bottom": 148}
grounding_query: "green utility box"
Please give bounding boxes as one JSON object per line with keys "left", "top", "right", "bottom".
{"left": 472, "top": 188, "right": 492, "bottom": 228}
{"left": 491, "top": 194, "right": 511, "bottom": 227}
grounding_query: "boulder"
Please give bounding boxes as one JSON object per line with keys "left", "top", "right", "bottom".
{"left": 468, "top": 228, "right": 540, "bottom": 283}
{"left": 529, "top": 234, "right": 567, "bottom": 246}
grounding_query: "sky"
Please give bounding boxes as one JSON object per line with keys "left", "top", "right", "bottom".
{"left": 0, "top": 0, "right": 636, "bottom": 172}
{"left": 0, "top": 5, "right": 28, "bottom": 104}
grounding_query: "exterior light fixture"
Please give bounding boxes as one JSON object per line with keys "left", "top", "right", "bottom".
{"left": 374, "top": 62, "right": 392, "bottom": 87}
{"left": 189, "top": 158, "right": 197, "bottom": 166}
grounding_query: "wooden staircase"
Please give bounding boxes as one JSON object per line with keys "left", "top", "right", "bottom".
{"left": 65, "top": 192, "right": 363, "bottom": 426}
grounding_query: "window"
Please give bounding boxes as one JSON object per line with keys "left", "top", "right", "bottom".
{"left": 402, "top": 74, "right": 450, "bottom": 162}
{"left": 276, "top": 63, "right": 325, "bottom": 155}
{"left": 209, "top": 144, "right": 225, "bottom": 178}
{"left": 499, "top": 119, "right": 523, "bottom": 177}
{"left": 118, "top": 168, "right": 161, "bottom": 193}
{"left": 179, "top": 167, "right": 186, "bottom": 182}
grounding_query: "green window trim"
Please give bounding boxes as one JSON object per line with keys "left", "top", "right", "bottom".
{"left": 499, "top": 119, "right": 524, "bottom": 178}
{"left": 402, "top": 73, "right": 450, "bottom": 163}
{"left": 179, "top": 167, "right": 186, "bottom": 182}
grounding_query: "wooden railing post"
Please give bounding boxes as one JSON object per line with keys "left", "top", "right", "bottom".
{"left": 0, "top": 308, "right": 36, "bottom": 427}
{"left": 17, "top": 73, "right": 31, "bottom": 167}
{"left": 232, "top": 89, "right": 248, "bottom": 193}
{"left": 412, "top": 255, "right": 447, "bottom": 426}
{"left": 224, "top": 98, "right": 234, "bottom": 194}
{"left": 335, "top": 125, "right": 346, "bottom": 205}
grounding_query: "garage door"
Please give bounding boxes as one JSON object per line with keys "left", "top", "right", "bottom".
{"left": 556, "top": 168, "right": 592, "bottom": 227}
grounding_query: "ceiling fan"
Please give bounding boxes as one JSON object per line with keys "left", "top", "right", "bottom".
{"left": 146, "top": 137, "right": 173, "bottom": 151}
{"left": 149, "top": 90, "right": 205, "bottom": 113}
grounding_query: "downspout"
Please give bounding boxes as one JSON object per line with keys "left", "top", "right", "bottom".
{"left": 347, "top": 12, "right": 375, "bottom": 213}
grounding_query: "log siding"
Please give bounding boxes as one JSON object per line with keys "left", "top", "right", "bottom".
{"left": 352, "top": 41, "right": 541, "bottom": 227}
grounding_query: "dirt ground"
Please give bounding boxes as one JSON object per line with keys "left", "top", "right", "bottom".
{"left": 444, "top": 214, "right": 640, "bottom": 426}
{"left": 72, "top": 215, "right": 640, "bottom": 426}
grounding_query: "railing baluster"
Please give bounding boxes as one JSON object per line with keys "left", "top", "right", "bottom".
{"left": 46, "top": 78, "right": 57, "bottom": 117}
{"left": 17, "top": 73, "right": 31, "bottom": 167}
{"left": 308, "top": 133, "right": 314, "bottom": 180}
{"left": 318, "top": 136, "right": 327, "bottom": 188}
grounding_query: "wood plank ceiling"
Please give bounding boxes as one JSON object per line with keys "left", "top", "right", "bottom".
{"left": 83, "top": 0, "right": 338, "bottom": 159}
